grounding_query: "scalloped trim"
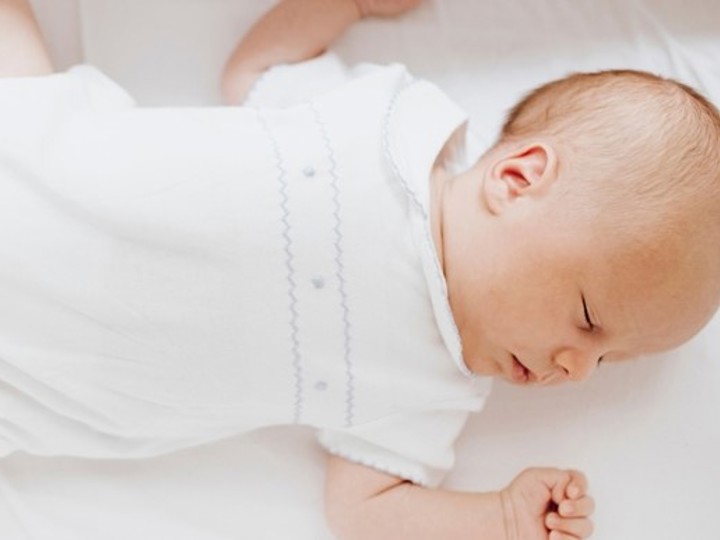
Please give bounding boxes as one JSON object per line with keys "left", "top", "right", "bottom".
{"left": 321, "top": 442, "right": 432, "bottom": 487}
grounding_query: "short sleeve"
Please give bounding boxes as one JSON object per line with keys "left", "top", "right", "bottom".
{"left": 0, "top": 65, "right": 135, "bottom": 160}
{"left": 317, "top": 394, "right": 487, "bottom": 488}
{"left": 0, "top": 64, "right": 134, "bottom": 112}
{"left": 244, "top": 52, "right": 393, "bottom": 109}
{"left": 65, "top": 65, "right": 136, "bottom": 109}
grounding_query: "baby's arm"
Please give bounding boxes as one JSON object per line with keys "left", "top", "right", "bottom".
{"left": 326, "top": 456, "right": 507, "bottom": 539}
{"left": 220, "top": 0, "right": 419, "bottom": 105}
{"left": 0, "top": 0, "right": 54, "bottom": 77}
{"left": 326, "top": 456, "right": 595, "bottom": 539}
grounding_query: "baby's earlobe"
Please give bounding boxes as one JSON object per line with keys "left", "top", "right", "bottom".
{"left": 482, "top": 173, "right": 514, "bottom": 215}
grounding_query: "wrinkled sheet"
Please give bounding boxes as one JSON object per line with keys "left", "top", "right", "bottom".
{"left": 1, "top": 0, "right": 719, "bottom": 538}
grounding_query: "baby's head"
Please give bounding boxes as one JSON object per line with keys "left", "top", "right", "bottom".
{"left": 441, "top": 69, "right": 720, "bottom": 385}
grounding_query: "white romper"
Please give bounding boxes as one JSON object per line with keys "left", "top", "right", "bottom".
{"left": 0, "top": 56, "right": 491, "bottom": 487}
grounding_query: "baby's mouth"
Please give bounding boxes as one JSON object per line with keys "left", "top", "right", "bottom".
{"left": 510, "top": 355, "right": 530, "bottom": 384}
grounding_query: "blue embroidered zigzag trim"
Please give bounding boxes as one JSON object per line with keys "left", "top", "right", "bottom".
{"left": 256, "top": 109, "right": 304, "bottom": 423}
{"left": 309, "top": 102, "right": 355, "bottom": 428}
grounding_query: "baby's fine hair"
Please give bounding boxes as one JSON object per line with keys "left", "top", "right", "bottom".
{"left": 497, "top": 69, "right": 720, "bottom": 232}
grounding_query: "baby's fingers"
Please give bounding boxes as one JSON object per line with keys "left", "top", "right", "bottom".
{"left": 546, "top": 513, "right": 594, "bottom": 539}
{"left": 566, "top": 470, "right": 588, "bottom": 499}
{"left": 559, "top": 496, "right": 595, "bottom": 518}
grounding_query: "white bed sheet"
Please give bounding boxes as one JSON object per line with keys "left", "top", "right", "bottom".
{"left": 2, "top": 1, "right": 719, "bottom": 538}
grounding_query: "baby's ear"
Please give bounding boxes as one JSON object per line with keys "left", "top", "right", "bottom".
{"left": 483, "top": 143, "right": 558, "bottom": 215}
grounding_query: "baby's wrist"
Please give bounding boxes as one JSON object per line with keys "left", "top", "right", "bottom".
{"left": 499, "top": 489, "right": 518, "bottom": 540}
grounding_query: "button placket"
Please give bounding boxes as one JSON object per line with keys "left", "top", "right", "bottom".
{"left": 296, "top": 158, "right": 334, "bottom": 411}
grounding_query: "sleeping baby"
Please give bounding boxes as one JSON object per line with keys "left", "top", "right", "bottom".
{"left": 2, "top": 0, "right": 720, "bottom": 539}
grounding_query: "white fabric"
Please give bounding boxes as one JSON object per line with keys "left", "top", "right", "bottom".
{"left": 0, "top": 58, "right": 490, "bottom": 487}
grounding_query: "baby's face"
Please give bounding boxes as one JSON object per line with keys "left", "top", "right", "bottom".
{"left": 448, "top": 225, "right": 704, "bottom": 385}
{"left": 440, "top": 152, "right": 718, "bottom": 386}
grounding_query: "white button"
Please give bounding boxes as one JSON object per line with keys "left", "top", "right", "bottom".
{"left": 314, "top": 381, "right": 328, "bottom": 391}
{"left": 311, "top": 276, "right": 326, "bottom": 289}
{"left": 303, "top": 166, "right": 316, "bottom": 178}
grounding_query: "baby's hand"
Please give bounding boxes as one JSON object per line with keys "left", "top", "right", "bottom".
{"left": 353, "top": 0, "right": 422, "bottom": 18}
{"left": 501, "top": 467, "right": 595, "bottom": 540}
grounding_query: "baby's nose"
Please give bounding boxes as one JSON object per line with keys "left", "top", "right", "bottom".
{"left": 553, "top": 348, "right": 599, "bottom": 382}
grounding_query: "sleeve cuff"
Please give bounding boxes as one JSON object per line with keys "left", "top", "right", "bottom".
{"left": 318, "top": 429, "right": 446, "bottom": 487}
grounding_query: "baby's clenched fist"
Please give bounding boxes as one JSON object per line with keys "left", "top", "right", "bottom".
{"left": 500, "top": 467, "right": 595, "bottom": 540}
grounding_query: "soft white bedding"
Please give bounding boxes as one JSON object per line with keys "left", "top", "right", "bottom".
{"left": 1, "top": 1, "right": 719, "bottom": 538}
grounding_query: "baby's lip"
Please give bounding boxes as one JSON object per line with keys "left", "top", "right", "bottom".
{"left": 510, "top": 355, "right": 531, "bottom": 384}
